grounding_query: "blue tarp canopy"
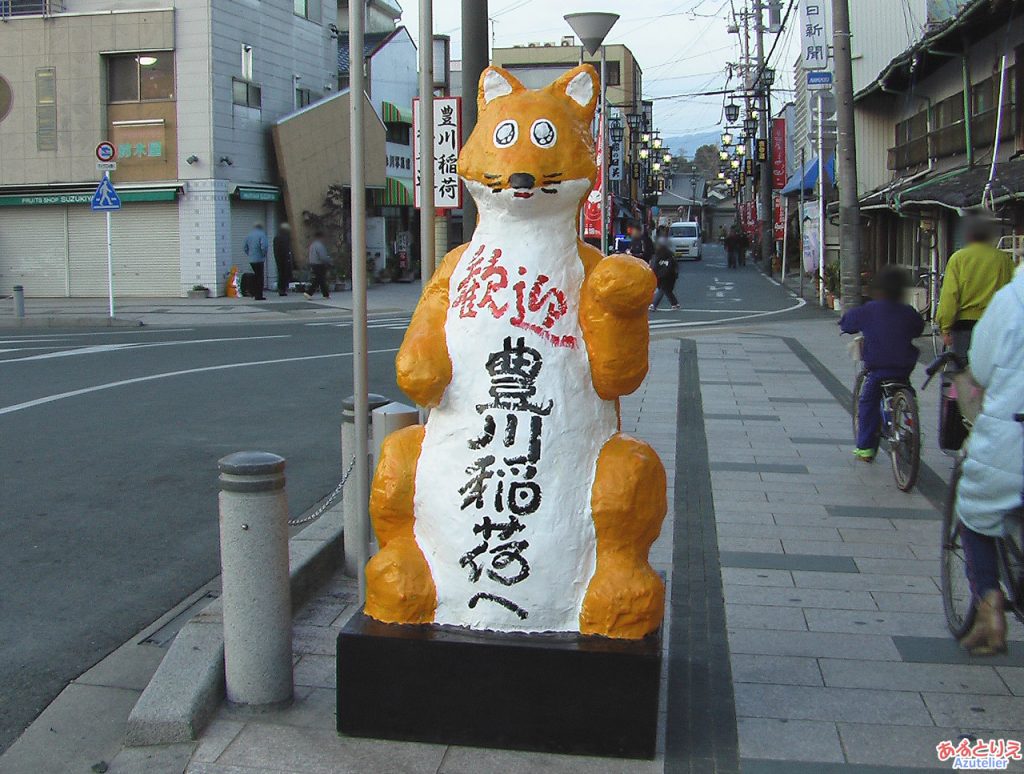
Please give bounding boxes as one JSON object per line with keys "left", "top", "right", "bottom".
{"left": 781, "top": 155, "right": 836, "bottom": 195}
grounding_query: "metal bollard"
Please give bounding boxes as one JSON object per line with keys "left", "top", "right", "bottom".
{"left": 341, "top": 393, "right": 389, "bottom": 577}
{"left": 217, "top": 451, "right": 293, "bottom": 707}
{"left": 13, "top": 285, "right": 25, "bottom": 319}
{"left": 372, "top": 401, "right": 420, "bottom": 470}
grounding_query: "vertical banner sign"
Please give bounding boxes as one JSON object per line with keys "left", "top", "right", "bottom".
{"left": 413, "top": 96, "right": 463, "bottom": 209}
{"left": 772, "top": 118, "right": 787, "bottom": 189}
{"left": 800, "top": 0, "right": 830, "bottom": 70}
{"left": 609, "top": 139, "right": 622, "bottom": 182}
{"left": 773, "top": 193, "right": 785, "bottom": 240}
{"left": 583, "top": 113, "right": 604, "bottom": 240}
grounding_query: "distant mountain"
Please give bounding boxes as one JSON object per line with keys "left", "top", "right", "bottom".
{"left": 662, "top": 130, "right": 721, "bottom": 159}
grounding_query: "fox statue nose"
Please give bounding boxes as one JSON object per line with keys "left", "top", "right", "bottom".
{"left": 509, "top": 173, "right": 536, "bottom": 190}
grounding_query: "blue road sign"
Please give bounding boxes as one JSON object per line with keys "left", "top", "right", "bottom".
{"left": 807, "top": 71, "right": 833, "bottom": 88}
{"left": 91, "top": 175, "right": 121, "bottom": 211}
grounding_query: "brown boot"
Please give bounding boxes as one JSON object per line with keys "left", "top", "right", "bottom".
{"left": 960, "top": 590, "right": 1007, "bottom": 656}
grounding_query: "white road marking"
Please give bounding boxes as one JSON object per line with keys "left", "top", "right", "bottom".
{"left": 0, "top": 335, "right": 290, "bottom": 363}
{"left": 647, "top": 298, "right": 806, "bottom": 329}
{"left": 0, "top": 347, "right": 401, "bottom": 416}
{"left": 0, "top": 328, "right": 194, "bottom": 342}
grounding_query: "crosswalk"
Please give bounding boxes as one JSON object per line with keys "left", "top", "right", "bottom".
{"left": 306, "top": 316, "right": 413, "bottom": 331}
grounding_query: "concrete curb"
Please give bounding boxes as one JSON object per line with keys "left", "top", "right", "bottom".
{"left": 0, "top": 316, "right": 144, "bottom": 328}
{"left": 124, "top": 502, "right": 344, "bottom": 747}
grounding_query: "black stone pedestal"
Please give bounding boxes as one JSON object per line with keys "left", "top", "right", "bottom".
{"left": 337, "top": 612, "right": 662, "bottom": 759}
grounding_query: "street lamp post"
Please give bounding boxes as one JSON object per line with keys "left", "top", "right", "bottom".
{"left": 564, "top": 12, "right": 619, "bottom": 255}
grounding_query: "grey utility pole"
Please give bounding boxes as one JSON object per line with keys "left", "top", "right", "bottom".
{"left": 753, "top": 0, "right": 773, "bottom": 268}
{"left": 461, "top": 0, "right": 488, "bottom": 242}
{"left": 831, "top": 0, "right": 863, "bottom": 307}
{"left": 418, "top": 0, "right": 435, "bottom": 284}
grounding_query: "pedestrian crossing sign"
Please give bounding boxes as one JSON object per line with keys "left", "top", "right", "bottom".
{"left": 91, "top": 175, "right": 122, "bottom": 211}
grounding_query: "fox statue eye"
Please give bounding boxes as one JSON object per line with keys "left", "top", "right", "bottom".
{"left": 493, "top": 120, "right": 519, "bottom": 148}
{"left": 530, "top": 119, "right": 557, "bottom": 148}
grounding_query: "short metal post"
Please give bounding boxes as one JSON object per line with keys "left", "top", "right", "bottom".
{"left": 341, "top": 394, "right": 389, "bottom": 577}
{"left": 371, "top": 401, "right": 420, "bottom": 470}
{"left": 217, "top": 451, "right": 293, "bottom": 707}
{"left": 13, "top": 285, "right": 25, "bottom": 319}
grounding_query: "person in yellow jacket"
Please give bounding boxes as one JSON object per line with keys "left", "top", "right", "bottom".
{"left": 935, "top": 222, "right": 1014, "bottom": 356}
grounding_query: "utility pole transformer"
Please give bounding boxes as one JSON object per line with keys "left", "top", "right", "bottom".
{"left": 754, "top": 0, "right": 773, "bottom": 269}
{"left": 831, "top": 0, "right": 863, "bottom": 307}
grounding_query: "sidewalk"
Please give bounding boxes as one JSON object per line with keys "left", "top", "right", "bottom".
{"left": 0, "top": 282, "right": 423, "bottom": 328}
{"left": 10, "top": 310, "right": 1024, "bottom": 773}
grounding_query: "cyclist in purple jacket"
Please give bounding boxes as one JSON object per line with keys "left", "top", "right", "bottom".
{"left": 840, "top": 267, "right": 925, "bottom": 461}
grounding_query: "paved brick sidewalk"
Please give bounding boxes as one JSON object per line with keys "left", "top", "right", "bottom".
{"left": 117, "top": 316, "right": 1024, "bottom": 773}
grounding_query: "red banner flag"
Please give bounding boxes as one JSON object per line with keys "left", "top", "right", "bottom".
{"left": 772, "top": 117, "right": 787, "bottom": 190}
{"left": 773, "top": 193, "right": 785, "bottom": 240}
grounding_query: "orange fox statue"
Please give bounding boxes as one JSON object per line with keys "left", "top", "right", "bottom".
{"left": 365, "top": 64, "right": 667, "bottom": 639}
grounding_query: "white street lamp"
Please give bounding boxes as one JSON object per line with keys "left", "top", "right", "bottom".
{"left": 564, "top": 12, "right": 619, "bottom": 254}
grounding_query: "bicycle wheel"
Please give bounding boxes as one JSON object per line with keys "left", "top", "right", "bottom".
{"left": 890, "top": 388, "right": 921, "bottom": 491}
{"left": 852, "top": 371, "right": 865, "bottom": 444}
{"left": 941, "top": 462, "right": 976, "bottom": 638}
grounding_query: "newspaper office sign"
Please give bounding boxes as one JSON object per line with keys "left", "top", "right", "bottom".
{"left": 800, "top": 0, "right": 831, "bottom": 70}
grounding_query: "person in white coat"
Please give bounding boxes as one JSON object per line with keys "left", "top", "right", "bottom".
{"left": 956, "top": 272, "right": 1024, "bottom": 655}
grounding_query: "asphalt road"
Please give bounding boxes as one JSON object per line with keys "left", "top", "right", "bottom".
{"left": 0, "top": 248, "right": 806, "bottom": 750}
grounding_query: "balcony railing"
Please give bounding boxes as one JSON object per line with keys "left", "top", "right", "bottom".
{"left": 887, "top": 106, "right": 1017, "bottom": 170}
{"left": 0, "top": 0, "right": 64, "bottom": 17}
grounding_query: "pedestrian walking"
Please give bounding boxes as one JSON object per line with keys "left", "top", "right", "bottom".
{"left": 242, "top": 222, "right": 268, "bottom": 300}
{"left": 628, "top": 222, "right": 654, "bottom": 263}
{"left": 273, "top": 223, "right": 293, "bottom": 296}
{"left": 304, "top": 230, "right": 331, "bottom": 299}
{"left": 839, "top": 267, "right": 924, "bottom": 461}
{"left": 935, "top": 220, "right": 1014, "bottom": 358}
{"left": 649, "top": 244, "right": 680, "bottom": 311}
{"left": 724, "top": 226, "right": 741, "bottom": 269}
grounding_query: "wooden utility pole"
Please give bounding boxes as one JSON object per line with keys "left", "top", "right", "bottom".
{"left": 831, "top": 0, "right": 862, "bottom": 307}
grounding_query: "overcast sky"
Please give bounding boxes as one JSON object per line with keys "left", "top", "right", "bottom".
{"left": 397, "top": 0, "right": 800, "bottom": 140}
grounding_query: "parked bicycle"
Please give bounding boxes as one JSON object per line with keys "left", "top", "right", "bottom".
{"left": 852, "top": 367, "right": 921, "bottom": 492}
{"left": 921, "top": 351, "right": 1024, "bottom": 640}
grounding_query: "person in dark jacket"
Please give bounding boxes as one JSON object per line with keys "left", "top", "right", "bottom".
{"left": 839, "top": 266, "right": 925, "bottom": 460}
{"left": 649, "top": 244, "right": 680, "bottom": 311}
{"left": 628, "top": 223, "right": 654, "bottom": 263}
{"left": 724, "top": 226, "right": 742, "bottom": 269}
{"left": 304, "top": 231, "right": 331, "bottom": 299}
{"left": 273, "top": 223, "right": 293, "bottom": 296}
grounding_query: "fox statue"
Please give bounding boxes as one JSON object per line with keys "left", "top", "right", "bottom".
{"left": 365, "top": 64, "right": 667, "bottom": 640}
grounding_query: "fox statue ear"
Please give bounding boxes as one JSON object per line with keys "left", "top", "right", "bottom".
{"left": 478, "top": 66, "right": 525, "bottom": 110}
{"left": 551, "top": 64, "right": 599, "bottom": 121}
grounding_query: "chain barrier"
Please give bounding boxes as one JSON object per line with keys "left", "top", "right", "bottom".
{"left": 288, "top": 455, "right": 357, "bottom": 526}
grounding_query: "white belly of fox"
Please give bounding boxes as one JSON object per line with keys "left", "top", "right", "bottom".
{"left": 413, "top": 220, "right": 617, "bottom": 632}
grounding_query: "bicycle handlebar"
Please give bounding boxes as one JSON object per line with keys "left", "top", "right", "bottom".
{"left": 921, "top": 351, "right": 968, "bottom": 390}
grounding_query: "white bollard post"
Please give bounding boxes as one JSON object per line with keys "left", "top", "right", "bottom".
{"left": 341, "top": 394, "right": 389, "bottom": 577}
{"left": 371, "top": 401, "right": 420, "bottom": 470}
{"left": 12, "top": 285, "right": 25, "bottom": 319}
{"left": 217, "top": 451, "right": 293, "bottom": 707}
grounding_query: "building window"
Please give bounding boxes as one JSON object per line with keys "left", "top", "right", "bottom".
{"left": 232, "top": 77, "right": 261, "bottom": 108}
{"left": 0, "top": 76, "right": 12, "bottom": 125}
{"left": 386, "top": 123, "right": 410, "bottom": 144}
{"left": 293, "top": 0, "right": 320, "bottom": 23}
{"left": 107, "top": 53, "right": 175, "bottom": 102}
{"left": 35, "top": 68, "right": 56, "bottom": 151}
{"left": 296, "top": 87, "right": 313, "bottom": 108}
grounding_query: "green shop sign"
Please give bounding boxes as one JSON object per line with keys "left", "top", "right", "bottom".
{"left": 0, "top": 189, "right": 178, "bottom": 207}
{"left": 235, "top": 187, "right": 280, "bottom": 202}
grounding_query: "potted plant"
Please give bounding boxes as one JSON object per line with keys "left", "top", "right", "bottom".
{"left": 824, "top": 262, "right": 841, "bottom": 311}
{"left": 188, "top": 284, "right": 210, "bottom": 299}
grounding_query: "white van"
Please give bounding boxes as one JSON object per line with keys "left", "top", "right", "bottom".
{"left": 668, "top": 222, "right": 702, "bottom": 261}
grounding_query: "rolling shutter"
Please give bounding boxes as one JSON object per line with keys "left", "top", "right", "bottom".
{"left": 0, "top": 207, "right": 68, "bottom": 296}
{"left": 68, "top": 203, "right": 180, "bottom": 297}
{"left": 231, "top": 201, "right": 274, "bottom": 288}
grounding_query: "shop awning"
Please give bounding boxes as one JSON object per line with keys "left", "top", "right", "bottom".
{"left": 0, "top": 184, "right": 180, "bottom": 207}
{"left": 381, "top": 101, "right": 413, "bottom": 125}
{"left": 234, "top": 185, "right": 281, "bottom": 202}
{"left": 897, "top": 161, "right": 1024, "bottom": 210}
{"left": 781, "top": 155, "right": 835, "bottom": 195}
{"left": 371, "top": 176, "right": 414, "bottom": 206}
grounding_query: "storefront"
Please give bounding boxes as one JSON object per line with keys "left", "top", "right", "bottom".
{"left": 0, "top": 186, "right": 181, "bottom": 297}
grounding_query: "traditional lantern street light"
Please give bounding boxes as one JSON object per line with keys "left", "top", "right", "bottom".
{"left": 652, "top": 161, "right": 661, "bottom": 173}
{"left": 730, "top": 158, "right": 741, "bottom": 169}
{"left": 663, "top": 152, "right": 672, "bottom": 164}
{"left": 721, "top": 131, "right": 733, "bottom": 146}
{"left": 743, "top": 116, "right": 758, "bottom": 134}
{"left": 762, "top": 67, "right": 776, "bottom": 87}
{"left": 625, "top": 112, "right": 642, "bottom": 131}
{"left": 641, "top": 132, "right": 651, "bottom": 144}
{"left": 609, "top": 115, "right": 624, "bottom": 143}
{"left": 652, "top": 136, "right": 663, "bottom": 150}
{"left": 638, "top": 147, "right": 649, "bottom": 160}
{"left": 725, "top": 100, "right": 740, "bottom": 123}
{"left": 719, "top": 150, "right": 729, "bottom": 160}
{"left": 735, "top": 143, "right": 746, "bottom": 156}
